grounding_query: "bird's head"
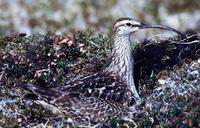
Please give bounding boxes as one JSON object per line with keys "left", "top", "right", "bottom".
{"left": 113, "top": 17, "right": 185, "bottom": 38}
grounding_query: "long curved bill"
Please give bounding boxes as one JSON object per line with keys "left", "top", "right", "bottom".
{"left": 139, "top": 23, "right": 186, "bottom": 39}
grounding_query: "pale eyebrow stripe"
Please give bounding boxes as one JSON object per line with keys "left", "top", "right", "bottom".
{"left": 114, "top": 20, "right": 131, "bottom": 27}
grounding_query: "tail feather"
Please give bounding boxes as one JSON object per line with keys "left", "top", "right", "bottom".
{"left": 21, "top": 83, "right": 61, "bottom": 102}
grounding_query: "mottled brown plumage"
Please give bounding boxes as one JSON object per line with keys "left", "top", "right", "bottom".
{"left": 22, "top": 18, "right": 184, "bottom": 127}
{"left": 22, "top": 72, "right": 132, "bottom": 126}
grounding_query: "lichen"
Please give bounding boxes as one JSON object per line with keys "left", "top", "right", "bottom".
{"left": 0, "top": 31, "right": 199, "bottom": 127}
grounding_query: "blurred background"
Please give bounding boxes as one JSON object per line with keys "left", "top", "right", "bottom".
{"left": 0, "top": 0, "right": 200, "bottom": 37}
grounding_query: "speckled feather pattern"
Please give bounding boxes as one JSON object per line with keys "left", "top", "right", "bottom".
{"left": 23, "top": 72, "right": 133, "bottom": 125}
{"left": 22, "top": 18, "right": 142, "bottom": 126}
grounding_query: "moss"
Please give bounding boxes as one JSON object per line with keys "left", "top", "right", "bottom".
{"left": 0, "top": 32, "right": 110, "bottom": 88}
{"left": 0, "top": 31, "right": 199, "bottom": 127}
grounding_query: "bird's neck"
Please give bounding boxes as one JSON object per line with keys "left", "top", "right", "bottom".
{"left": 107, "top": 35, "right": 140, "bottom": 101}
{"left": 107, "top": 34, "right": 134, "bottom": 87}
{"left": 106, "top": 34, "right": 140, "bottom": 101}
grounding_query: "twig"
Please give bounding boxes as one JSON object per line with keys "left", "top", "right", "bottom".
{"left": 0, "top": 65, "right": 7, "bottom": 81}
{"left": 170, "top": 40, "right": 200, "bottom": 45}
{"left": 182, "top": 77, "right": 197, "bottom": 91}
{"left": 169, "top": 33, "right": 200, "bottom": 44}
{"left": 0, "top": 70, "right": 5, "bottom": 81}
{"left": 89, "top": 41, "right": 100, "bottom": 47}
{"left": 145, "top": 33, "right": 200, "bottom": 45}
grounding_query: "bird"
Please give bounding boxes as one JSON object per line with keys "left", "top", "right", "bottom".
{"left": 21, "top": 17, "right": 185, "bottom": 127}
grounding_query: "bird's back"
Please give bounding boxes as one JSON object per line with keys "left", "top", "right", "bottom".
{"left": 22, "top": 71, "right": 133, "bottom": 126}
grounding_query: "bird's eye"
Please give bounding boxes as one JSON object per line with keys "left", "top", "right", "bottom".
{"left": 126, "top": 23, "right": 131, "bottom": 26}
